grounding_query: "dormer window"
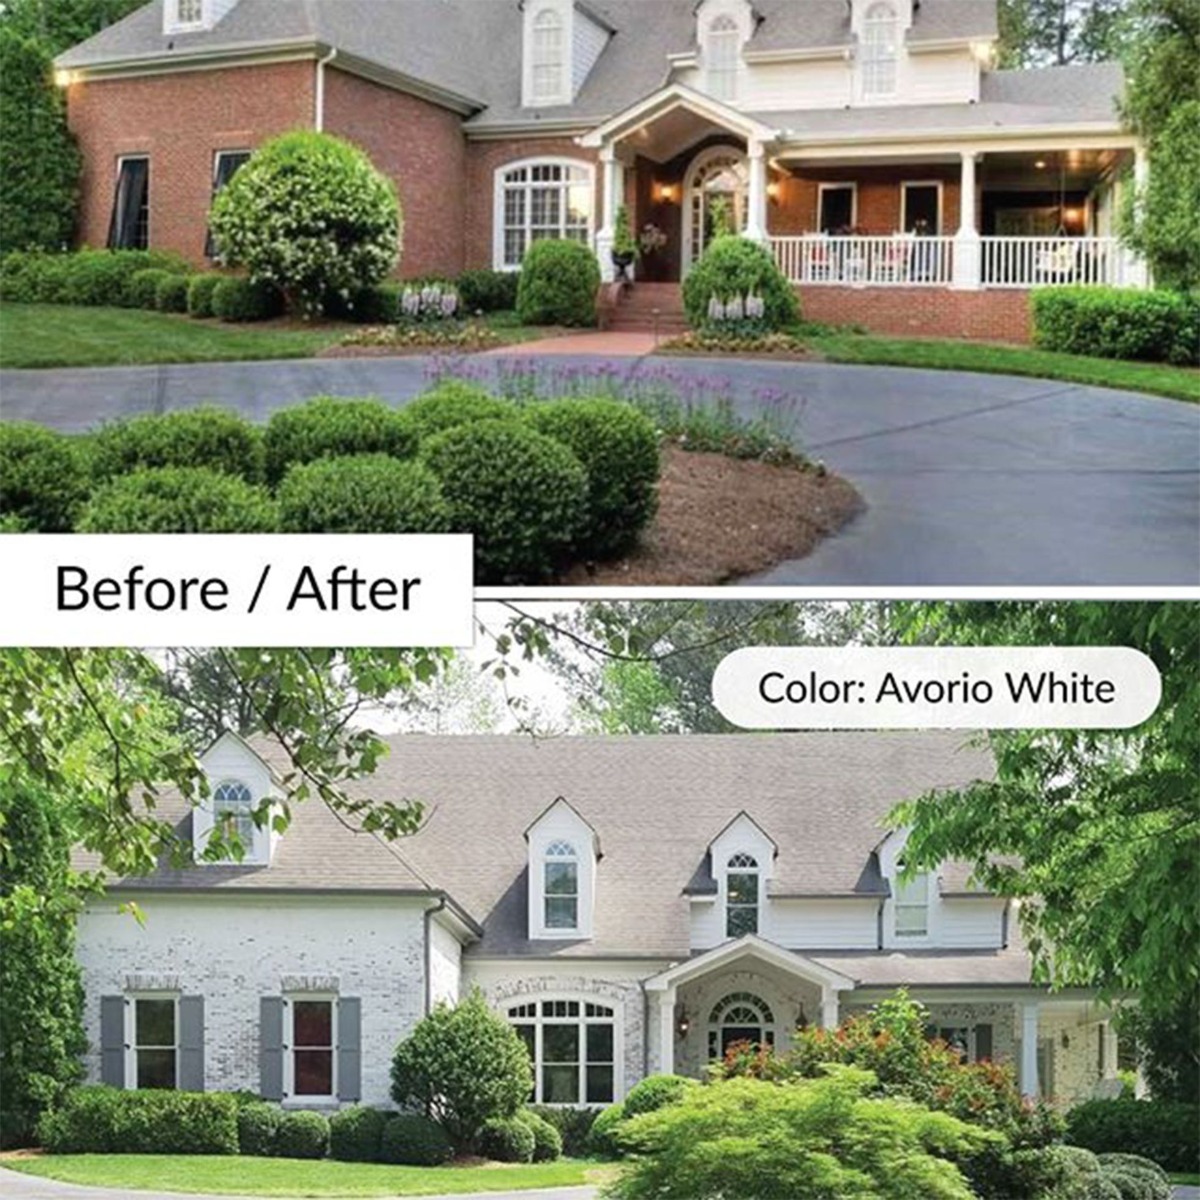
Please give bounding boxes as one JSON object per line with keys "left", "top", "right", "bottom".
{"left": 544, "top": 840, "right": 579, "bottom": 930}
{"left": 706, "top": 15, "right": 741, "bottom": 102}
{"left": 166, "top": 0, "right": 208, "bottom": 33}
{"left": 532, "top": 8, "right": 566, "bottom": 104}
{"left": 212, "top": 779, "right": 254, "bottom": 860}
{"left": 725, "top": 852, "right": 759, "bottom": 937}
{"left": 862, "top": 2, "right": 899, "bottom": 98}
{"left": 894, "top": 868, "right": 929, "bottom": 937}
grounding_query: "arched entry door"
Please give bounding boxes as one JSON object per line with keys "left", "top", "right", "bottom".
{"left": 683, "top": 147, "right": 749, "bottom": 275}
{"left": 707, "top": 991, "right": 775, "bottom": 1060}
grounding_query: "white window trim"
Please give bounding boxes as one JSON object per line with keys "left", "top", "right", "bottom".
{"left": 124, "top": 991, "right": 179, "bottom": 1091}
{"left": 707, "top": 991, "right": 777, "bottom": 1060}
{"left": 505, "top": 994, "right": 622, "bottom": 1107}
{"left": 705, "top": 16, "right": 741, "bottom": 102}
{"left": 531, "top": 8, "right": 568, "bottom": 105}
{"left": 282, "top": 993, "right": 338, "bottom": 1105}
{"left": 724, "top": 853, "right": 761, "bottom": 940}
{"left": 893, "top": 869, "right": 932, "bottom": 942}
{"left": 860, "top": 1, "right": 900, "bottom": 101}
{"left": 900, "top": 179, "right": 945, "bottom": 234}
{"left": 492, "top": 157, "right": 595, "bottom": 274}
{"left": 817, "top": 181, "right": 858, "bottom": 232}
{"left": 114, "top": 154, "right": 151, "bottom": 250}
{"left": 212, "top": 149, "right": 252, "bottom": 187}
{"left": 166, "top": 0, "right": 208, "bottom": 33}
{"left": 935, "top": 1024, "right": 979, "bottom": 1062}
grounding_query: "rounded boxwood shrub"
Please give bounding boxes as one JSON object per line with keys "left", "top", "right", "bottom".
{"left": 89, "top": 408, "right": 263, "bottom": 484}
{"left": 329, "top": 1104, "right": 386, "bottom": 1163}
{"left": 478, "top": 1115, "right": 535, "bottom": 1163}
{"left": 278, "top": 455, "right": 450, "bottom": 533}
{"left": 237, "top": 1101, "right": 283, "bottom": 1157}
{"left": 1097, "top": 1154, "right": 1169, "bottom": 1185}
{"left": 622, "top": 1073, "right": 698, "bottom": 1118}
{"left": 397, "top": 382, "right": 514, "bottom": 444}
{"left": 1032, "top": 287, "right": 1199, "bottom": 366}
{"left": 78, "top": 467, "right": 278, "bottom": 533}
{"left": 0, "top": 420, "right": 89, "bottom": 531}
{"left": 274, "top": 1109, "right": 329, "bottom": 1160}
{"left": 155, "top": 273, "right": 189, "bottom": 313}
{"left": 516, "top": 238, "right": 600, "bottom": 327}
{"left": 1103, "top": 1165, "right": 1171, "bottom": 1200}
{"left": 586, "top": 1101, "right": 627, "bottom": 1158}
{"left": 524, "top": 397, "right": 660, "bottom": 559}
{"left": 128, "top": 267, "right": 173, "bottom": 311}
{"left": 263, "top": 396, "right": 416, "bottom": 485}
{"left": 378, "top": 1113, "right": 454, "bottom": 1166}
{"left": 516, "top": 1109, "right": 562, "bottom": 1162}
{"left": 682, "top": 234, "right": 799, "bottom": 332}
{"left": 528, "top": 1105, "right": 597, "bottom": 1158}
{"left": 457, "top": 268, "right": 519, "bottom": 314}
{"left": 211, "top": 276, "right": 282, "bottom": 323}
{"left": 419, "top": 420, "right": 587, "bottom": 583}
{"left": 187, "top": 273, "right": 223, "bottom": 318}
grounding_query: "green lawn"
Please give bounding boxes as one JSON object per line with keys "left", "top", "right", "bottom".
{"left": 1171, "top": 1172, "right": 1200, "bottom": 1185}
{"left": 4, "top": 1153, "right": 613, "bottom": 1197}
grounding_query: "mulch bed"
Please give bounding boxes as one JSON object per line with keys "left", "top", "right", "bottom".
{"left": 559, "top": 445, "right": 864, "bottom": 586}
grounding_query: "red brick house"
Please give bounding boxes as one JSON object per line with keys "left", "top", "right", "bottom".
{"left": 55, "top": 0, "right": 1148, "bottom": 341}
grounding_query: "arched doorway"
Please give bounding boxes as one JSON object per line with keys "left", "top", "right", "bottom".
{"left": 682, "top": 146, "right": 749, "bottom": 275}
{"left": 707, "top": 991, "right": 775, "bottom": 1060}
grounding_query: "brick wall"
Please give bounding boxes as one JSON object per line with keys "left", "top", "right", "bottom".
{"left": 66, "top": 61, "right": 315, "bottom": 263}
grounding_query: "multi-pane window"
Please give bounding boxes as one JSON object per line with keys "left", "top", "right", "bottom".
{"left": 894, "top": 869, "right": 929, "bottom": 937}
{"left": 133, "top": 997, "right": 177, "bottom": 1089}
{"left": 707, "top": 992, "right": 774, "bottom": 1060}
{"left": 507, "top": 999, "right": 616, "bottom": 1105}
{"left": 205, "top": 150, "right": 250, "bottom": 259}
{"left": 498, "top": 161, "right": 592, "bottom": 269}
{"left": 175, "top": 0, "right": 204, "bottom": 25}
{"left": 107, "top": 156, "right": 149, "bottom": 250}
{"left": 544, "top": 840, "right": 579, "bottom": 930}
{"left": 290, "top": 998, "right": 335, "bottom": 1097}
{"left": 212, "top": 779, "right": 255, "bottom": 859}
{"left": 725, "top": 852, "right": 759, "bottom": 938}
{"left": 862, "top": 2, "right": 899, "bottom": 97}
{"left": 706, "top": 16, "right": 740, "bottom": 101}
{"left": 531, "top": 8, "right": 565, "bottom": 103}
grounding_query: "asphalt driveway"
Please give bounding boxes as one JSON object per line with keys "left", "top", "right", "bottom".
{"left": 2, "top": 354, "right": 1197, "bottom": 585}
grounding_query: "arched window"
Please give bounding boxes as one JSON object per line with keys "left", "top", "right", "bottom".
{"left": 506, "top": 997, "right": 617, "bottom": 1104}
{"left": 495, "top": 159, "right": 593, "bottom": 270}
{"left": 544, "top": 840, "right": 579, "bottom": 930}
{"left": 862, "top": 2, "right": 899, "bottom": 97}
{"left": 894, "top": 866, "right": 929, "bottom": 937}
{"left": 212, "top": 780, "right": 254, "bottom": 858}
{"left": 725, "top": 852, "right": 759, "bottom": 938}
{"left": 707, "top": 992, "right": 775, "bottom": 1059}
{"left": 532, "top": 8, "right": 566, "bottom": 104}
{"left": 706, "top": 15, "right": 741, "bottom": 101}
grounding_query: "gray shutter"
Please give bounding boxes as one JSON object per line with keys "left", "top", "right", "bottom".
{"left": 975, "top": 1024, "right": 993, "bottom": 1063}
{"left": 178, "top": 996, "right": 205, "bottom": 1091}
{"left": 337, "top": 998, "right": 362, "bottom": 1103}
{"left": 260, "top": 997, "right": 284, "bottom": 1101}
{"left": 100, "top": 995, "right": 126, "bottom": 1087}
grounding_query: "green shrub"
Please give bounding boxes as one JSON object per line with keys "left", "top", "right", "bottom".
{"left": 1066, "top": 1098, "right": 1199, "bottom": 1174}
{"left": 187, "top": 273, "right": 223, "bottom": 318}
{"left": 329, "top": 1104, "right": 386, "bottom": 1163}
{"left": 516, "top": 1109, "right": 562, "bottom": 1161}
{"left": 1103, "top": 1165, "right": 1171, "bottom": 1200}
{"left": 274, "top": 1109, "right": 329, "bottom": 1160}
{"left": 420, "top": 420, "right": 587, "bottom": 583}
{"left": 457, "top": 268, "right": 519, "bottom": 313}
{"left": 0, "top": 249, "right": 188, "bottom": 306}
{"left": 528, "top": 1104, "right": 597, "bottom": 1157}
{"left": 524, "top": 397, "right": 660, "bottom": 559}
{"left": 90, "top": 408, "right": 263, "bottom": 484}
{"left": 1033, "top": 287, "right": 1200, "bottom": 366}
{"left": 325, "top": 282, "right": 400, "bottom": 324}
{"left": 263, "top": 396, "right": 415, "bottom": 485}
{"left": 210, "top": 130, "right": 401, "bottom": 317}
{"left": 622, "top": 1074, "right": 698, "bottom": 1119}
{"left": 237, "top": 1102, "right": 283, "bottom": 1157}
{"left": 277, "top": 455, "right": 450, "bottom": 533}
{"left": 211, "top": 275, "right": 283, "bottom": 323}
{"left": 36, "top": 1086, "right": 238, "bottom": 1155}
{"left": 379, "top": 1113, "right": 454, "bottom": 1166}
{"left": 78, "top": 467, "right": 278, "bottom": 533}
{"left": 0, "top": 421, "right": 89, "bottom": 531}
{"left": 586, "top": 1102, "right": 627, "bottom": 1158}
{"left": 516, "top": 239, "right": 600, "bottom": 327}
{"left": 155, "top": 273, "right": 189, "bottom": 313}
{"left": 390, "top": 990, "right": 533, "bottom": 1151}
{"left": 478, "top": 1116, "right": 535, "bottom": 1163}
{"left": 1096, "top": 1153, "right": 1169, "bottom": 1184}
{"left": 682, "top": 235, "right": 799, "bottom": 332}
{"left": 398, "top": 382, "right": 514, "bottom": 443}
{"left": 128, "top": 268, "right": 174, "bottom": 311}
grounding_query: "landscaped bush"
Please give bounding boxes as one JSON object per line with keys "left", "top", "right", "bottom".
{"left": 478, "top": 1116, "right": 536, "bottom": 1163}
{"left": 396, "top": 382, "right": 514, "bottom": 443}
{"left": 524, "top": 397, "right": 660, "bottom": 559}
{"left": 274, "top": 1109, "right": 329, "bottom": 1160}
{"left": 331, "top": 282, "right": 401, "bottom": 324}
{"left": 1096, "top": 1153, "right": 1170, "bottom": 1186}
{"left": 1033, "top": 287, "right": 1200, "bottom": 366}
{"left": 621, "top": 1074, "right": 699, "bottom": 1119}
{"left": 128, "top": 268, "right": 175, "bottom": 311}
{"left": 378, "top": 1113, "right": 454, "bottom": 1166}
{"left": 516, "top": 1109, "right": 562, "bottom": 1161}
{"left": 329, "top": 1104, "right": 386, "bottom": 1163}
{"left": 262, "top": 396, "right": 415, "bottom": 485}
{"left": 1066, "top": 1097, "right": 1200, "bottom": 1173}
{"left": 155, "top": 273, "right": 190, "bottom": 313}
{"left": 682, "top": 235, "right": 799, "bottom": 333}
{"left": 419, "top": 420, "right": 588, "bottom": 583}
{"left": 89, "top": 408, "right": 263, "bottom": 484}
{"left": 390, "top": 990, "right": 533, "bottom": 1151}
{"left": 586, "top": 1102, "right": 627, "bottom": 1158}
{"left": 187, "top": 273, "right": 223, "bottom": 318}
{"left": 36, "top": 1086, "right": 238, "bottom": 1155}
{"left": 528, "top": 1104, "right": 597, "bottom": 1158}
{"left": 210, "top": 130, "right": 401, "bottom": 317}
{"left": 516, "top": 239, "right": 600, "bottom": 327}
{"left": 0, "top": 248, "right": 188, "bottom": 307}
{"left": 78, "top": 467, "right": 278, "bottom": 533}
{"left": 457, "top": 268, "right": 520, "bottom": 313}
{"left": 0, "top": 420, "right": 90, "bottom": 531}
{"left": 277, "top": 455, "right": 450, "bottom": 533}
{"left": 236, "top": 1101, "right": 283, "bottom": 1157}
{"left": 211, "top": 275, "right": 283, "bottom": 323}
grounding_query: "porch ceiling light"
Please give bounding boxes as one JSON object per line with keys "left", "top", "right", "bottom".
{"left": 1035, "top": 159, "right": 1047, "bottom": 170}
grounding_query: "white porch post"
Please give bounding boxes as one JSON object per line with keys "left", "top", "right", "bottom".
{"left": 745, "top": 140, "right": 768, "bottom": 244}
{"left": 952, "top": 149, "right": 982, "bottom": 290}
{"left": 1102, "top": 1021, "right": 1119, "bottom": 1081}
{"left": 1124, "top": 142, "right": 1152, "bottom": 288}
{"left": 596, "top": 145, "right": 624, "bottom": 283}
{"left": 1020, "top": 1002, "right": 1040, "bottom": 1099}
{"left": 658, "top": 986, "right": 676, "bottom": 1075}
{"left": 820, "top": 985, "right": 839, "bottom": 1030}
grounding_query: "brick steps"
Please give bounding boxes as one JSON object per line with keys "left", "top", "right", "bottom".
{"left": 607, "top": 283, "right": 689, "bottom": 334}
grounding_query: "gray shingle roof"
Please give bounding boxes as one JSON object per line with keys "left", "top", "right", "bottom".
{"left": 811, "top": 947, "right": 1033, "bottom": 987}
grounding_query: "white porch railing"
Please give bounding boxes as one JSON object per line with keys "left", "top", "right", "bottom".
{"left": 980, "top": 236, "right": 1128, "bottom": 289}
{"left": 771, "top": 235, "right": 955, "bottom": 287}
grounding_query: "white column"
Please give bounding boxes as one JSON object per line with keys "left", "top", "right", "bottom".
{"left": 1125, "top": 142, "right": 1152, "bottom": 288}
{"left": 1102, "top": 1022, "right": 1119, "bottom": 1081}
{"left": 745, "top": 141, "right": 768, "bottom": 244}
{"left": 1019, "top": 1002, "right": 1040, "bottom": 1099}
{"left": 821, "top": 985, "right": 840, "bottom": 1030}
{"left": 658, "top": 986, "right": 676, "bottom": 1075}
{"left": 596, "top": 145, "right": 624, "bottom": 283}
{"left": 952, "top": 150, "right": 982, "bottom": 290}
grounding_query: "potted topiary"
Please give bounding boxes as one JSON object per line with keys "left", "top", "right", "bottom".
{"left": 611, "top": 205, "right": 639, "bottom": 282}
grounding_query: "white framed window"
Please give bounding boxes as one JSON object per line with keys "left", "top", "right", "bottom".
{"left": 286, "top": 995, "right": 337, "bottom": 1100}
{"left": 862, "top": 2, "right": 899, "bottom": 98}
{"left": 544, "top": 840, "right": 579, "bottom": 930}
{"left": 211, "top": 779, "right": 255, "bottom": 860}
{"left": 725, "top": 852, "right": 760, "bottom": 938}
{"left": 206, "top": 150, "right": 251, "bottom": 259}
{"left": 531, "top": 8, "right": 566, "bottom": 104}
{"left": 169, "top": 0, "right": 206, "bottom": 30}
{"left": 127, "top": 994, "right": 178, "bottom": 1090}
{"left": 494, "top": 159, "right": 593, "bottom": 271}
{"left": 706, "top": 16, "right": 741, "bottom": 101}
{"left": 707, "top": 992, "right": 775, "bottom": 1060}
{"left": 894, "top": 869, "right": 929, "bottom": 938}
{"left": 506, "top": 998, "right": 617, "bottom": 1105}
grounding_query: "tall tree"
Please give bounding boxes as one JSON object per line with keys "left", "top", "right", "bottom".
{"left": 1122, "top": 0, "right": 1200, "bottom": 141}
{"left": 999, "top": 0, "right": 1134, "bottom": 66}
{"left": 0, "top": 0, "right": 143, "bottom": 57}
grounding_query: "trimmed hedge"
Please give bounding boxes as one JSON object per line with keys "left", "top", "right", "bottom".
{"left": 128, "top": 268, "right": 175, "bottom": 311}
{"left": 516, "top": 239, "right": 600, "bottom": 327}
{"left": 155, "top": 273, "right": 190, "bottom": 313}
{"left": 682, "top": 234, "right": 799, "bottom": 332}
{"left": 211, "top": 276, "right": 283, "bottom": 323}
{"left": 516, "top": 1109, "right": 562, "bottom": 1162}
{"left": 78, "top": 466, "right": 278, "bottom": 533}
{"left": 397, "top": 382, "right": 514, "bottom": 443}
{"left": 237, "top": 1102, "right": 283, "bottom": 1157}
{"left": 329, "top": 1105, "right": 386, "bottom": 1163}
{"left": 586, "top": 1102, "right": 626, "bottom": 1158}
{"left": 187, "top": 273, "right": 223, "bottom": 318}
{"left": 89, "top": 408, "right": 263, "bottom": 484}
{"left": 1067, "top": 1098, "right": 1199, "bottom": 1174}
{"left": 457, "top": 268, "right": 519, "bottom": 314}
{"left": 419, "top": 420, "right": 588, "bottom": 583}
{"left": 263, "top": 396, "right": 416, "bottom": 485}
{"left": 0, "top": 420, "right": 90, "bottom": 531}
{"left": 274, "top": 1109, "right": 329, "bottom": 1160}
{"left": 1033, "top": 287, "right": 1200, "bottom": 366}
{"left": 528, "top": 1105, "right": 597, "bottom": 1158}
{"left": 36, "top": 1086, "right": 238, "bottom": 1155}
{"left": 327, "top": 283, "right": 401, "bottom": 324}
{"left": 378, "top": 1113, "right": 454, "bottom": 1166}
{"left": 622, "top": 1073, "right": 698, "bottom": 1118}
{"left": 477, "top": 1115, "right": 535, "bottom": 1163}
{"left": 277, "top": 455, "right": 450, "bottom": 534}
{"left": 0, "top": 248, "right": 188, "bottom": 307}
{"left": 524, "top": 397, "right": 659, "bottom": 559}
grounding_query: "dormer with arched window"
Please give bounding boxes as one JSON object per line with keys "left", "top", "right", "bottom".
{"left": 521, "top": 0, "right": 611, "bottom": 109}
{"left": 525, "top": 797, "right": 599, "bottom": 940}
{"left": 193, "top": 731, "right": 276, "bottom": 866}
{"left": 706, "top": 811, "right": 776, "bottom": 942}
{"left": 851, "top": 0, "right": 916, "bottom": 102}
{"left": 694, "top": 0, "right": 753, "bottom": 104}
